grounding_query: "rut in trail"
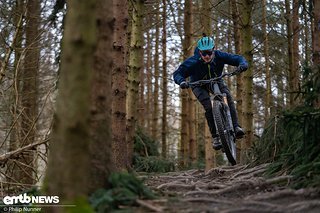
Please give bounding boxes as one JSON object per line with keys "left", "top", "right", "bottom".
{"left": 136, "top": 163, "right": 320, "bottom": 213}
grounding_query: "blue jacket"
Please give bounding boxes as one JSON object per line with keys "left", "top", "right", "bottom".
{"left": 173, "top": 48, "right": 248, "bottom": 85}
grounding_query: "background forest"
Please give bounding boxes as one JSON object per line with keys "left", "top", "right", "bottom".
{"left": 0, "top": 0, "right": 319, "bottom": 210}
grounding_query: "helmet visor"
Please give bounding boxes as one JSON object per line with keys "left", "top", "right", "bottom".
{"left": 200, "top": 50, "right": 213, "bottom": 57}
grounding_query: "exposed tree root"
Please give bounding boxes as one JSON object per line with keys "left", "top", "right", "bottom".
{"left": 245, "top": 187, "right": 319, "bottom": 201}
{"left": 230, "top": 163, "right": 269, "bottom": 179}
{"left": 136, "top": 199, "right": 165, "bottom": 212}
{"left": 157, "top": 182, "right": 196, "bottom": 190}
{"left": 182, "top": 197, "right": 234, "bottom": 205}
{"left": 286, "top": 200, "right": 320, "bottom": 212}
{"left": 142, "top": 164, "right": 320, "bottom": 212}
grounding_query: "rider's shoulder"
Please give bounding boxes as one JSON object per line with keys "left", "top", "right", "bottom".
{"left": 182, "top": 55, "right": 200, "bottom": 66}
{"left": 214, "top": 50, "right": 226, "bottom": 57}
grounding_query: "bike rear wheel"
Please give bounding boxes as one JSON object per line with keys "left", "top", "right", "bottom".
{"left": 212, "top": 100, "right": 237, "bottom": 165}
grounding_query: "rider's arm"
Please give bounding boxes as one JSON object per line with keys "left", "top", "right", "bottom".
{"left": 215, "top": 50, "right": 248, "bottom": 71}
{"left": 173, "top": 57, "right": 197, "bottom": 85}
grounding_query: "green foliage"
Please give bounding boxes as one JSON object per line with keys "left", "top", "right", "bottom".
{"left": 253, "top": 65, "right": 320, "bottom": 188}
{"left": 66, "top": 196, "right": 94, "bottom": 213}
{"left": 253, "top": 107, "right": 320, "bottom": 188}
{"left": 133, "top": 128, "right": 176, "bottom": 173}
{"left": 133, "top": 156, "right": 175, "bottom": 173}
{"left": 301, "top": 65, "right": 320, "bottom": 107}
{"left": 90, "top": 173, "right": 156, "bottom": 212}
{"left": 134, "top": 128, "right": 159, "bottom": 157}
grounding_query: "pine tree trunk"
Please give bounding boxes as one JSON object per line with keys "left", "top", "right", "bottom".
{"left": 146, "top": 31, "right": 152, "bottom": 133}
{"left": 205, "top": 123, "right": 215, "bottom": 172}
{"left": 201, "top": 0, "right": 214, "bottom": 169}
{"left": 139, "top": 67, "right": 145, "bottom": 127}
{"left": 112, "top": 0, "right": 129, "bottom": 172}
{"left": 312, "top": 0, "right": 320, "bottom": 108}
{"left": 188, "top": 2, "right": 197, "bottom": 167}
{"left": 188, "top": 91, "right": 197, "bottom": 165}
{"left": 152, "top": 3, "right": 160, "bottom": 140}
{"left": 292, "top": 0, "right": 300, "bottom": 104}
{"left": 19, "top": 0, "right": 40, "bottom": 185}
{"left": 304, "top": 12, "right": 310, "bottom": 66}
{"left": 127, "top": 0, "right": 144, "bottom": 165}
{"left": 89, "top": 0, "right": 114, "bottom": 193}
{"left": 312, "top": 0, "right": 320, "bottom": 65}
{"left": 6, "top": 0, "right": 24, "bottom": 190}
{"left": 161, "top": 0, "right": 168, "bottom": 158}
{"left": 262, "top": 0, "right": 272, "bottom": 120}
{"left": 240, "top": 0, "right": 254, "bottom": 163}
{"left": 227, "top": 0, "right": 233, "bottom": 89}
{"left": 46, "top": 0, "right": 96, "bottom": 202}
{"left": 201, "top": 0, "right": 211, "bottom": 34}
{"left": 285, "top": 0, "right": 294, "bottom": 108}
{"left": 231, "top": 0, "right": 243, "bottom": 163}
{"left": 181, "top": 0, "right": 193, "bottom": 167}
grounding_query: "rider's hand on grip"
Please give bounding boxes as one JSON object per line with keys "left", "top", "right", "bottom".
{"left": 234, "top": 65, "right": 247, "bottom": 75}
{"left": 180, "top": 81, "right": 189, "bottom": 89}
{"left": 238, "top": 65, "right": 248, "bottom": 72}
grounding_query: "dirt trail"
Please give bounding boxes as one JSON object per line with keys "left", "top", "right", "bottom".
{"left": 135, "top": 164, "right": 320, "bottom": 212}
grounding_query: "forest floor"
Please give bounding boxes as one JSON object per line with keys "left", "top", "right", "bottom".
{"left": 132, "top": 163, "right": 320, "bottom": 213}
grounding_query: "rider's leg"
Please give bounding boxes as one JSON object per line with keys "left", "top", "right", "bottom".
{"left": 192, "top": 87, "right": 216, "bottom": 136}
{"left": 219, "top": 82, "right": 245, "bottom": 137}
{"left": 192, "top": 87, "right": 222, "bottom": 150}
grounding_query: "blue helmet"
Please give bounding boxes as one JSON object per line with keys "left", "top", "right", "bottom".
{"left": 197, "top": 37, "right": 215, "bottom": 51}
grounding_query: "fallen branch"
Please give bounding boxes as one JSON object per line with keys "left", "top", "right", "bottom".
{"left": 219, "top": 206, "right": 278, "bottom": 213}
{"left": 0, "top": 139, "right": 48, "bottom": 162}
{"left": 136, "top": 199, "right": 164, "bottom": 212}
{"left": 182, "top": 197, "right": 233, "bottom": 205}
{"left": 205, "top": 164, "right": 247, "bottom": 177}
{"left": 157, "top": 182, "right": 196, "bottom": 191}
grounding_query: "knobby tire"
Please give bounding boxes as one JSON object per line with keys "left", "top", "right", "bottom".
{"left": 212, "top": 100, "right": 237, "bottom": 165}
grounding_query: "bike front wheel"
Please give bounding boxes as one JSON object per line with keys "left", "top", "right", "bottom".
{"left": 212, "top": 100, "right": 237, "bottom": 165}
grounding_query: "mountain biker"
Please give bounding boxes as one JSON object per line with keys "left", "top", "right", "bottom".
{"left": 173, "top": 36, "right": 248, "bottom": 150}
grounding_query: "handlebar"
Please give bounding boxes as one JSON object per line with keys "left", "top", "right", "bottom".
{"left": 187, "top": 70, "right": 237, "bottom": 88}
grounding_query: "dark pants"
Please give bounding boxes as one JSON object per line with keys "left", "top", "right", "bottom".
{"left": 192, "top": 81, "right": 239, "bottom": 138}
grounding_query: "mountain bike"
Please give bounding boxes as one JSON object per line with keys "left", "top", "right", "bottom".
{"left": 188, "top": 71, "right": 238, "bottom": 165}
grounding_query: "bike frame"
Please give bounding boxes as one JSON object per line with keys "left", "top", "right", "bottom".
{"left": 188, "top": 72, "right": 238, "bottom": 165}
{"left": 208, "top": 82, "right": 235, "bottom": 137}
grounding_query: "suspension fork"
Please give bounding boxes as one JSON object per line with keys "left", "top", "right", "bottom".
{"left": 222, "top": 93, "right": 234, "bottom": 133}
{"left": 211, "top": 82, "right": 234, "bottom": 133}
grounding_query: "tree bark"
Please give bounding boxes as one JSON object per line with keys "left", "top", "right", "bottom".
{"left": 292, "top": 0, "right": 300, "bottom": 104}
{"left": 152, "top": 3, "right": 160, "bottom": 140}
{"left": 231, "top": 0, "right": 243, "bottom": 164}
{"left": 285, "top": 0, "right": 294, "bottom": 107}
{"left": 200, "top": 0, "right": 215, "bottom": 169}
{"left": 46, "top": 0, "right": 96, "bottom": 203}
{"left": 112, "top": 0, "right": 129, "bottom": 172}
{"left": 146, "top": 30, "right": 152, "bottom": 133}
{"left": 6, "top": 0, "right": 25, "bottom": 190}
{"left": 19, "top": 0, "right": 40, "bottom": 185}
{"left": 181, "top": 0, "right": 193, "bottom": 167}
{"left": 312, "top": 0, "right": 320, "bottom": 108}
{"left": 89, "top": 0, "right": 114, "bottom": 193}
{"left": 240, "top": 0, "right": 254, "bottom": 163}
{"left": 162, "top": 0, "right": 168, "bottom": 158}
{"left": 262, "top": 0, "right": 272, "bottom": 120}
{"left": 313, "top": 0, "right": 320, "bottom": 65}
{"left": 127, "top": 0, "right": 144, "bottom": 166}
